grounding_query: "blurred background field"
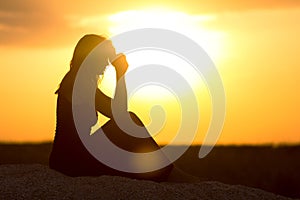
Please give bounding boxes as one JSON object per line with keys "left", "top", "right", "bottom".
{"left": 0, "top": 143, "right": 299, "bottom": 199}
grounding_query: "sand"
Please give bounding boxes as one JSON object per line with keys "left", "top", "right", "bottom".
{"left": 0, "top": 164, "right": 294, "bottom": 200}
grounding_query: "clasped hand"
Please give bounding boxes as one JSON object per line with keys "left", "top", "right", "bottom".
{"left": 111, "top": 53, "right": 128, "bottom": 79}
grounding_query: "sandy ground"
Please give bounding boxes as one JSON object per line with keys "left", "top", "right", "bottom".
{"left": 0, "top": 164, "right": 295, "bottom": 200}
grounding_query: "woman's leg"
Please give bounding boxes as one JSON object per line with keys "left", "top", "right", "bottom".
{"left": 102, "top": 111, "right": 199, "bottom": 182}
{"left": 102, "top": 112, "right": 161, "bottom": 152}
{"left": 101, "top": 111, "right": 173, "bottom": 181}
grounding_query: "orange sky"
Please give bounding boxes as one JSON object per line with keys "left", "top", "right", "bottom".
{"left": 0, "top": 0, "right": 299, "bottom": 144}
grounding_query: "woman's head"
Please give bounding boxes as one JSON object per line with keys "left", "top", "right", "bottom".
{"left": 70, "top": 34, "right": 116, "bottom": 74}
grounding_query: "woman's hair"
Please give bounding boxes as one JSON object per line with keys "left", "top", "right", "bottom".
{"left": 70, "top": 34, "right": 107, "bottom": 73}
{"left": 55, "top": 34, "right": 106, "bottom": 94}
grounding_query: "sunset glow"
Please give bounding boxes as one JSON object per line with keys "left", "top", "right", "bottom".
{"left": 0, "top": 1, "right": 299, "bottom": 145}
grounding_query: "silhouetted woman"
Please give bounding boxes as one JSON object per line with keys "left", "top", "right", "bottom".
{"left": 49, "top": 34, "right": 196, "bottom": 182}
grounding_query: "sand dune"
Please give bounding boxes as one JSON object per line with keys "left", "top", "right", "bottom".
{"left": 0, "top": 164, "right": 294, "bottom": 200}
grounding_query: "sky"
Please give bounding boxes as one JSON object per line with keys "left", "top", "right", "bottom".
{"left": 0, "top": 0, "right": 299, "bottom": 144}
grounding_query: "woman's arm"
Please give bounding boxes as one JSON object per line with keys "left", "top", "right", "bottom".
{"left": 111, "top": 54, "right": 129, "bottom": 114}
{"left": 95, "top": 54, "right": 128, "bottom": 118}
{"left": 95, "top": 88, "right": 113, "bottom": 118}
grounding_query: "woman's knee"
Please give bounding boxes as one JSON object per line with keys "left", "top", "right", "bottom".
{"left": 106, "top": 111, "right": 145, "bottom": 129}
{"left": 128, "top": 111, "right": 144, "bottom": 127}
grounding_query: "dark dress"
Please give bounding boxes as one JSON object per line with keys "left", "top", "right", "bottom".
{"left": 49, "top": 72, "right": 173, "bottom": 181}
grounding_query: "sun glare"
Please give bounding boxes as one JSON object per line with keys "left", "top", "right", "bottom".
{"left": 108, "top": 9, "right": 224, "bottom": 60}
{"left": 105, "top": 8, "right": 219, "bottom": 108}
{"left": 96, "top": 9, "right": 220, "bottom": 144}
{"left": 105, "top": 8, "right": 224, "bottom": 103}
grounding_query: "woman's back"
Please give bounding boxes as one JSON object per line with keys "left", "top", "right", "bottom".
{"left": 49, "top": 72, "right": 116, "bottom": 176}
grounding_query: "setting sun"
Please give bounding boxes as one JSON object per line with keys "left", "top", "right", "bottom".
{"left": 94, "top": 9, "right": 222, "bottom": 144}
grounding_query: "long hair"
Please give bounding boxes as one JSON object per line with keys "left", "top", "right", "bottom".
{"left": 70, "top": 34, "right": 106, "bottom": 74}
{"left": 55, "top": 34, "right": 106, "bottom": 94}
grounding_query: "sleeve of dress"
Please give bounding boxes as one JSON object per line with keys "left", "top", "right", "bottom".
{"left": 95, "top": 88, "right": 113, "bottom": 118}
